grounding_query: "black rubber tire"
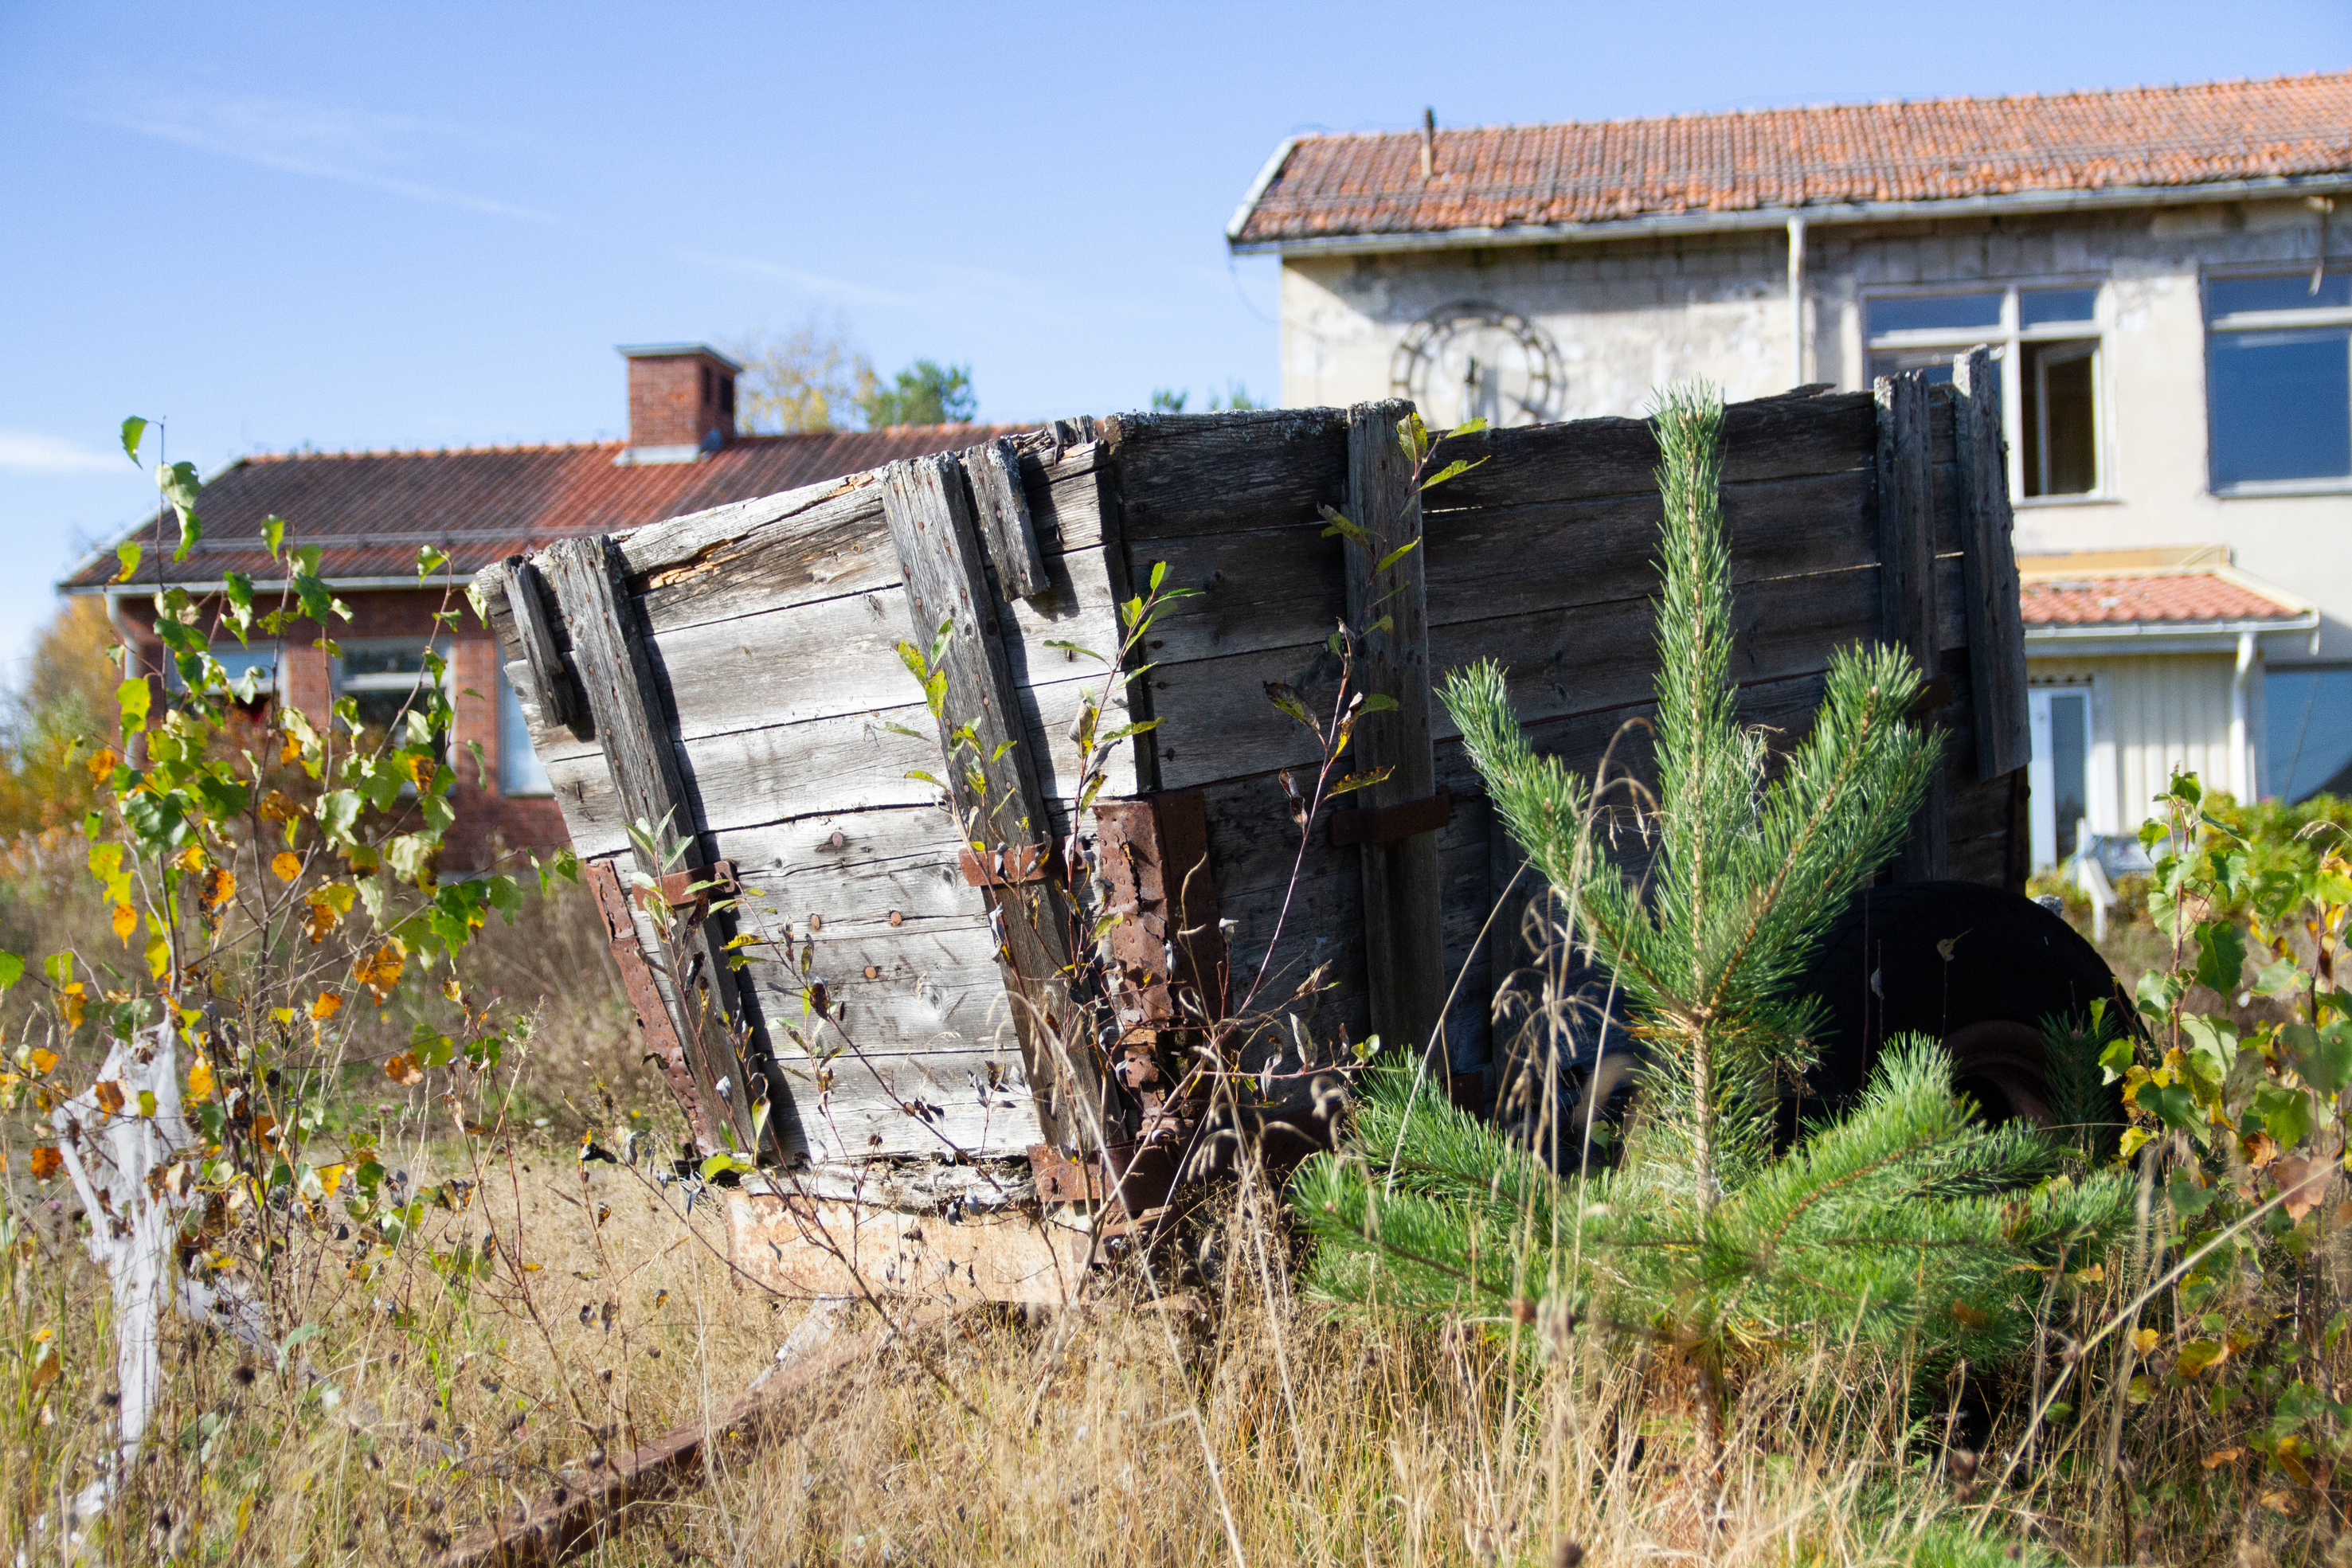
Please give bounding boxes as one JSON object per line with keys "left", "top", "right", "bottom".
{"left": 1791, "top": 880, "right": 2128, "bottom": 1128}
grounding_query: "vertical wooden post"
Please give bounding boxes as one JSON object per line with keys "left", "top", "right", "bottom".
{"left": 542, "top": 534, "right": 760, "bottom": 1157}
{"left": 1342, "top": 400, "right": 1448, "bottom": 1062}
{"left": 1874, "top": 370, "right": 1946, "bottom": 881}
{"left": 1955, "top": 346, "right": 2033, "bottom": 781}
{"left": 879, "top": 455, "right": 1100, "bottom": 1150}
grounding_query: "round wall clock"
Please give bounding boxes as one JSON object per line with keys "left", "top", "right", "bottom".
{"left": 1389, "top": 303, "right": 1563, "bottom": 428}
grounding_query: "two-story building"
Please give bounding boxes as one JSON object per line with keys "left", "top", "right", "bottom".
{"left": 1229, "top": 72, "right": 2352, "bottom": 862}
{"left": 61, "top": 346, "right": 1016, "bottom": 866}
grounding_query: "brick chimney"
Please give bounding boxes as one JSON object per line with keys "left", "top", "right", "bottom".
{"left": 616, "top": 344, "right": 740, "bottom": 464}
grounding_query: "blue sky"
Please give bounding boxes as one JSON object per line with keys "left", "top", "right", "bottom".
{"left": 2, "top": 2, "right": 2345, "bottom": 677}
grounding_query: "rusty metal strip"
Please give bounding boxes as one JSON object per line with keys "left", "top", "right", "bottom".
{"left": 640, "top": 859, "right": 738, "bottom": 918}
{"left": 956, "top": 843, "right": 1055, "bottom": 887}
{"left": 587, "top": 860, "right": 710, "bottom": 1150}
{"left": 1027, "top": 1143, "right": 1102, "bottom": 1203}
{"left": 1328, "top": 786, "right": 1453, "bottom": 849}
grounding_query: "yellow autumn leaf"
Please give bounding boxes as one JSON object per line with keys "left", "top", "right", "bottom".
{"left": 354, "top": 939, "right": 406, "bottom": 1003}
{"left": 2177, "top": 1339, "right": 2229, "bottom": 1376}
{"left": 29, "top": 1146, "right": 61, "bottom": 1179}
{"left": 111, "top": 902, "right": 137, "bottom": 944}
{"left": 2132, "top": 1328, "right": 2161, "bottom": 1357}
{"left": 2202, "top": 1446, "right": 2245, "bottom": 1470}
{"left": 29, "top": 1048, "right": 57, "bottom": 1078}
{"left": 186, "top": 1058, "right": 214, "bottom": 1101}
{"left": 92, "top": 1079, "right": 124, "bottom": 1116}
{"left": 198, "top": 867, "right": 235, "bottom": 911}
{"left": 87, "top": 747, "right": 116, "bottom": 784}
{"left": 384, "top": 1052, "right": 424, "bottom": 1087}
{"left": 60, "top": 983, "right": 86, "bottom": 1028}
{"left": 315, "top": 1163, "right": 346, "bottom": 1197}
{"left": 272, "top": 852, "right": 301, "bottom": 883}
{"left": 309, "top": 991, "right": 343, "bottom": 1022}
{"left": 172, "top": 846, "right": 205, "bottom": 874}
{"left": 143, "top": 928, "right": 170, "bottom": 982}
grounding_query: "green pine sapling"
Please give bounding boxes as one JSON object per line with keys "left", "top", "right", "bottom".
{"left": 1292, "top": 385, "right": 2129, "bottom": 1468}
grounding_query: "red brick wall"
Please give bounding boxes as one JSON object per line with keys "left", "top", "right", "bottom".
{"left": 110, "top": 587, "right": 574, "bottom": 870}
{"left": 625, "top": 350, "right": 736, "bottom": 449}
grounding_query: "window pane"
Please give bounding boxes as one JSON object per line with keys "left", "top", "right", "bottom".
{"left": 2020, "top": 287, "right": 2099, "bottom": 327}
{"left": 342, "top": 644, "right": 428, "bottom": 679}
{"left": 1868, "top": 351, "right": 1956, "bottom": 385}
{"left": 2022, "top": 341, "right": 2098, "bottom": 496}
{"left": 2209, "top": 327, "right": 2352, "bottom": 486}
{"left": 2048, "top": 692, "right": 2089, "bottom": 860}
{"left": 499, "top": 668, "right": 552, "bottom": 796}
{"left": 2267, "top": 668, "right": 2352, "bottom": 800}
{"left": 1868, "top": 292, "right": 2002, "bottom": 336}
{"left": 2209, "top": 273, "right": 2352, "bottom": 319}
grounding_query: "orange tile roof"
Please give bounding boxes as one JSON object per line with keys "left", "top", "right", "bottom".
{"left": 61, "top": 425, "right": 1023, "bottom": 590}
{"left": 2022, "top": 571, "right": 2311, "bottom": 627}
{"left": 1233, "top": 72, "right": 2352, "bottom": 248}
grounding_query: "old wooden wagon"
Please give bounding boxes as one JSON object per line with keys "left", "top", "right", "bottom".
{"left": 483, "top": 353, "right": 2030, "bottom": 1299}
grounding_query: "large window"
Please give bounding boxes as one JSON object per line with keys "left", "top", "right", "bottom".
{"left": 336, "top": 641, "right": 442, "bottom": 754}
{"left": 2206, "top": 272, "right": 2352, "bottom": 492}
{"left": 2028, "top": 686, "right": 2093, "bottom": 868}
{"left": 1865, "top": 284, "right": 2104, "bottom": 499}
{"left": 497, "top": 666, "right": 552, "bottom": 796}
{"left": 2267, "top": 666, "right": 2352, "bottom": 801}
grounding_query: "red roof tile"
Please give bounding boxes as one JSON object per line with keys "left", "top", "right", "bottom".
{"left": 61, "top": 426, "right": 1023, "bottom": 590}
{"left": 2022, "top": 572, "right": 2311, "bottom": 627}
{"left": 1233, "top": 72, "right": 2352, "bottom": 247}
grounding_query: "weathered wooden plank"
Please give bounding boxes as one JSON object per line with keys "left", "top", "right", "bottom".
{"left": 541, "top": 534, "right": 756, "bottom": 1157}
{"left": 498, "top": 557, "right": 585, "bottom": 734}
{"left": 963, "top": 438, "right": 1048, "bottom": 597}
{"left": 1128, "top": 467, "right": 1877, "bottom": 668}
{"left": 1418, "top": 387, "right": 1878, "bottom": 513}
{"left": 1105, "top": 407, "right": 1351, "bottom": 542}
{"left": 1146, "top": 566, "right": 1880, "bottom": 791}
{"left": 1343, "top": 401, "right": 1447, "bottom": 1061}
{"left": 1955, "top": 347, "right": 2032, "bottom": 780}
{"left": 881, "top": 455, "right": 1098, "bottom": 1149}
{"left": 1877, "top": 369, "right": 1947, "bottom": 882}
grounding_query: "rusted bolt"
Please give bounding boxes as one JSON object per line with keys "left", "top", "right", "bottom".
{"left": 808, "top": 913, "right": 823, "bottom": 932}
{"left": 888, "top": 909, "right": 904, "bottom": 928}
{"left": 863, "top": 965, "right": 879, "bottom": 980}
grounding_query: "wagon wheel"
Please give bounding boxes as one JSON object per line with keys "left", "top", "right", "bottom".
{"left": 1791, "top": 879, "right": 2128, "bottom": 1136}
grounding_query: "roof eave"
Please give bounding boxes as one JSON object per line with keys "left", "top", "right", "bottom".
{"left": 1229, "top": 171, "right": 2352, "bottom": 258}
{"left": 2025, "top": 611, "right": 2321, "bottom": 657}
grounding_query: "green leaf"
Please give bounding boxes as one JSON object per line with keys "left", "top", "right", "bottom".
{"left": 1149, "top": 560, "right": 1168, "bottom": 594}
{"left": 416, "top": 545, "right": 448, "bottom": 578}
{"left": 1357, "top": 694, "right": 1399, "bottom": 715}
{"left": 116, "top": 676, "right": 151, "bottom": 736}
{"left": 316, "top": 790, "right": 363, "bottom": 849}
{"left": 1372, "top": 538, "right": 1422, "bottom": 576}
{"left": 1041, "top": 639, "right": 1106, "bottom": 663}
{"left": 2194, "top": 920, "right": 2247, "bottom": 995}
{"left": 1419, "top": 456, "right": 1486, "bottom": 491}
{"left": 2252, "top": 954, "right": 2304, "bottom": 998}
{"left": 264, "top": 515, "right": 287, "bottom": 557}
{"left": 155, "top": 459, "right": 204, "bottom": 561}
{"left": 119, "top": 416, "right": 147, "bottom": 463}
{"left": 2098, "top": 1035, "right": 2136, "bottom": 1083}
{"left": 1263, "top": 682, "right": 1314, "bottom": 729}
{"left": 0, "top": 952, "right": 22, "bottom": 991}
{"left": 2257, "top": 1082, "right": 2317, "bottom": 1148}
{"left": 113, "top": 542, "right": 143, "bottom": 582}
{"left": 1446, "top": 416, "right": 1489, "bottom": 438}
{"left": 2290, "top": 1020, "right": 2352, "bottom": 1096}
{"left": 1316, "top": 504, "right": 1366, "bottom": 545}
{"left": 1325, "top": 768, "right": 1394, "bottom": 798}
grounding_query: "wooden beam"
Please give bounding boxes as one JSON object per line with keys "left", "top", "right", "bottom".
{"left": 539, "top": 534, "right": 760, "bottom": 1158}
{"left": 961, "top": 437, "right": 1049, "bottom": 598}
{"left": 1875, "top": 370, "right": 1946, "bottom": 881}
{"left": 497, "top": 556, "right": 585, "bottom": 737}
{"left": 1954, "top": 346, "right": 2033, "bottom": 780}
{"left": 1342, "top": 401, "right": 1448, "bottom": 1062}
{"left": 879, "top": 456, "right": 1100, "bottom": 1150}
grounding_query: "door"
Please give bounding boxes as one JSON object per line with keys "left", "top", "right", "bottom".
{"left": 2028, "top": 687, "right": 2092, "bottom": 870}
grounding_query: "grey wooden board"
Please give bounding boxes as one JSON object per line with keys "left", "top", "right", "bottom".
{"left": 1131, "top": 467, "right": 1877, "bottom": 667}
{"left": 1145, "top": 565, "right": 1880, "bottom": 791}
{"left": 1954, "top": 347, "right": 2033, "bottom": 780}
{"left": 1106, "top": 408, "right": 1350, "bottom": 542}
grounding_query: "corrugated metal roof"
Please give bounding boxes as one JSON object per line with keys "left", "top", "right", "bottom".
{"left": 63, "top": 426, "right": 1022, "bottom": 590}
{"left": 1233, "top": 71, "right": 2352, "bottom": 247}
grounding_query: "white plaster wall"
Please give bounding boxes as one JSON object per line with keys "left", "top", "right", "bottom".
{"left": 1278, "top": 201, "right": 2352, "bottom": 655}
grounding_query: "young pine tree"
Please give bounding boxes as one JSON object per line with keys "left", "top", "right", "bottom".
{"left": 1292, "top": 386, "right": 2128, "bottom": 1461}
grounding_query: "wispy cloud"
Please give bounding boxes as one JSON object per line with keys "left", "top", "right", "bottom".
{"left": 87, "top": 92, "right": 557, "bottom": 224}
{"left": 675, "top": 249, "right": 921, "bottom": 310}
{"left": 0, "top": 432, "right": 131, "bottom": 475}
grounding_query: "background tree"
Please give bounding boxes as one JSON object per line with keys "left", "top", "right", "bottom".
{"left": 726, "top": 312, "right": 879, "bottom": 433}
{"left": 0, "top": 596, "right": 122, "bottom": 837}
{"left": 859, "top": 359, "right": 976, "bottom": 428}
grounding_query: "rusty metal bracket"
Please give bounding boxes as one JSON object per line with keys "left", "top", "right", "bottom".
{"left": 957, "top": 843, "right": 1056, "bottom": 886}
{"left": 1027, "top": 1143, "right": 1102, "bottom": 1204}
{"left": 636, "top": 859, "right": 739, "bottom": 920}
{"left": 588, "top": 860, "right": 711, "bottom": 1149}
{"left": 1328, "top": 785, "right": 1453, "bottom": 848}
{"left": 1095, "top": 793, "right": 1227, "bottom": 1035}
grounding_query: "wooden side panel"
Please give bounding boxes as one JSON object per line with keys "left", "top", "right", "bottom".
{"left": 1955, "top": 347, "right": 2033, "bottom": 780}
{"left": 1877, "top": 369, "right": 1947, "bottom": 882}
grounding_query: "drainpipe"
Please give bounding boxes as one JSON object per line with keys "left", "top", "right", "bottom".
{"left": 1786, "top": 217, "right": 1807, "bottom": 389}
{"left": 2230, "top": 630, "right": 2257, "bottom": 800}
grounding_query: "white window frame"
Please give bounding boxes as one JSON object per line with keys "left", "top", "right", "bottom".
{"left": 333, "top": 638, "right": 448, "bottom": 744}
{"left": 2028, "top": 684, "right": 2096, "bottom": 871}
{"left": 2202, "top": 267, "right": 2352, "bottom": 498}
{"left": 1863, "top": 281, "right": 2111, "bottom": 506}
